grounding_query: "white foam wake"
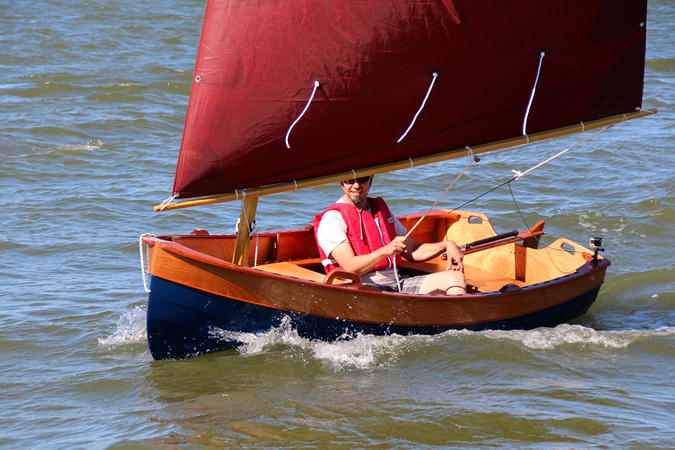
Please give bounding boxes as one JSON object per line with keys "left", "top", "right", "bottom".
{"left": 476, "top": 324, "right": 675, "bottom": 350}
{"left": 49, "top": 139, "right": 104, "bottom": 152}
{"left": 211, "top": 318, "right": 675, "bottom": 369}
{"left": 98, "top": 305, "right": 147, "bottom": 347}
{"left": 210, "top": 316, "right": 413, "bottom": 369}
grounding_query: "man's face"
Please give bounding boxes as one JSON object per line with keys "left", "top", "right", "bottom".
{"left": 341, "top": 176, "right": 372, "bottom": 207}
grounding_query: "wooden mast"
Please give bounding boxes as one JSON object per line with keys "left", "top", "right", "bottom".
{"left": 155, "top": 109, "right": 656, "bottom": 212}
{"left": 232, "top": 195, "right": 259, "bottom": 266}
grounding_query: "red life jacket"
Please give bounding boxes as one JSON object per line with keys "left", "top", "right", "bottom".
{"left": 313, "top": 197, "right": 402, "bottom": 274}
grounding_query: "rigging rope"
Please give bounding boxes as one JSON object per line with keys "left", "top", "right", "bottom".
{"left": 522, "top": 51, "right": 545, "bottom": 139}
{"left": 392, "top": 147, "right": 478, "bottom": 292}
{"left": 157, "top": 193, "right": 177, "bottom": 211}
{"left": 449, "top": 126, "right": 611, "bottom": 215}
{"left": 138, "top": 233, "right": 155, "bottom": 293}
{"left": 398, "top": 72, "right": 439, "bottom": 143}
{"left": 285, "top": 80, "right": 320, "bottom": 149}
{"left": 511, "top": 126, "right": 610, "bottom": 180}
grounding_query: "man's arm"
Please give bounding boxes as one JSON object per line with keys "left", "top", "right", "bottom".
{"left": 330, "top": 237, "right": 406, "bottom": 274}
{"left": 402, "top": 239, "right": 464, "bottom": 271}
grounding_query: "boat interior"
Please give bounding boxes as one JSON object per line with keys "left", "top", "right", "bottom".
{"left": 159, "top": 210, "right": 596, "bottom": 294}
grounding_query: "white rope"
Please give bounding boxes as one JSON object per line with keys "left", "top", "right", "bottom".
{"left": 405, "top": 147, "right": 476, "bottom": 239}
{"left": 138, "top": 233, "right": 155, "bottom": 293}
{"left": 512, "top": 126, "right": 611, "bottom": 180}
{"left": 352, "top": 169, "right": 357, "bottom": 179}
{"left": 392, "top": 148, "right": 476, "bottom": 292}
{"left": 293, "top": 179, "right": 298, "bottom": 190}
{"left": 397, "top": 72, "right": 439, "bottom": 143}
{"left": 158, "top": 193, "right": 177, "bottom": 211}
{"left": 409, "top": 157, "right": 414, "bottom": 168}
{"left": 522, "top": 51, "right": 545, "bottom": 137}
{"left": 285, "top": 80, "right": 320, "bottom": 149}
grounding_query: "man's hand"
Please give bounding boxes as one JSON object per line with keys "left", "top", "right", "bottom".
{"left": 382, "top": 235, "right": 407, "bottom": 257}
{"left": 444, "top": 241, "right": 464, "bottom": 271}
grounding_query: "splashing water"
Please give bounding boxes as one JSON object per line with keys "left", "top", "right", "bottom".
{"left": 478, "top": 323, "right": 675, "bottom": 350}
{"left": 210, "top": 316, "right": 413, "bottom": 369}
{"left": 98, "top": 305, "right": 147, "bottom": 347}
{"left": 210, "top": 318, "right": 675, "bottom": 369}
{"left": 48, "top": 139, "right": 105, "bottom": 153}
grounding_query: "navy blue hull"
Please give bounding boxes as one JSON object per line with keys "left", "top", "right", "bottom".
{"left": 147, "top": 275, "right": 600, "bottom": 360}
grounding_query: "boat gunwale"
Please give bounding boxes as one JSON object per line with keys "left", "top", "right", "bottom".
{"left": 143, "top": 233, "right": 610, "bottom": 303}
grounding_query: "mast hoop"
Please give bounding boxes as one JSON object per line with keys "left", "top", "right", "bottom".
{"left": 285, "top": 80, "right": 320, "bottom": 149}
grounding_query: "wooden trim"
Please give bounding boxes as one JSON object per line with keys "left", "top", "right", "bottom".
{"left": 232, "top": 196, "right": 258, "bottom": 265}
{"left": 155, "top": 109, "right": 656, "bottom": 211}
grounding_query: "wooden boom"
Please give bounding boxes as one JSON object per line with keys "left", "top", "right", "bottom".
{"left": 155, "top": 109, "right": 656, "bottom": 212}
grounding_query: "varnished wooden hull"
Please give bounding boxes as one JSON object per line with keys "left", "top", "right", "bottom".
{"left": 142, "top": 210, "right": 610, "bottom": 360}
{"left": 147, "top": 275, "right": 603, "bottom": 360}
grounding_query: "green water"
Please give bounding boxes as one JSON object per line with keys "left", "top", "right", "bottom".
{"left": 0, "top": 1, "right": 672, "bottom": 447}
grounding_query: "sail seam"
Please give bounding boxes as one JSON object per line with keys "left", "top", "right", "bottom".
{"left": 285, "top": 80, "right": 320, "bottom": 149}
{"left": 398, "top": 72, "right": 439, "bottom": 143}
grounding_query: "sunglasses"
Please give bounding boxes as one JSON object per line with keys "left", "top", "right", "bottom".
{"left": 343, "top": 176, "right": 371, "bottom": 185}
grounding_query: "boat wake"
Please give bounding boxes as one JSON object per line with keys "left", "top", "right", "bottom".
{"left": 98, "top": 305, "right": 147, "bottom": 347}
{"left": 211, "top": 317, "right": 675, "bottom": 369}
{"left": 47, "top": 139, "right": 105, "bottom": 153}
{"left": 476, "top": 324, "right": 675, "bottom": 350}
{"left": 210, "top": 316, "right": 413, "bottom": 369}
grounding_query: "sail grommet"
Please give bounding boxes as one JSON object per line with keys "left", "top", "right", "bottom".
{"left": 195, "top": 75, "right": 202, "bottom": 83}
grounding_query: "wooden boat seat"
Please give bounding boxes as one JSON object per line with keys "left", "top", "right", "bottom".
{"left": 464, "top": 264, "right": 526, "bottom": 293}
{"left": 256, "top": 261, "right": 326, "bottom": 282}
{"left": 256, "top": 260, "right": 358, "bottom": 285}
{"left": 398, "top": 260, "right": 525, "bottom": 293}
{"left": 258, "top": 257, "right": 524, "bottom": 293}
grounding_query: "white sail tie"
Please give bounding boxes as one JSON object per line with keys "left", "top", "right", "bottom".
{"left": 285, "top": 80, "right": 320, "bottom": 149}
{"left": 158, "top": 193, "right": 177, "bottom": 211}
{"left": 522, "top": 51, "right": 545, "bottom": 138}
{"left": 512, "top": 126, "right": 610, "bottom": 180}
{"left": 138, "top": 233, "right": 155, "bottom": 293}
{"left": 398, "top": 72, "right": 439, "bottom": 143}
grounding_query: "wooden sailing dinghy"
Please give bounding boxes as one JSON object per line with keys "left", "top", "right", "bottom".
{"left": 142, "top": 0, "right": 654, "bottom": 360}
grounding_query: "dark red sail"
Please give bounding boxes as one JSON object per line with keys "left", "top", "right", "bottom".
{"left": 172, "top": 0, "right": 646, "bottom": 199}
